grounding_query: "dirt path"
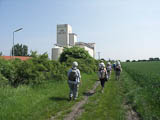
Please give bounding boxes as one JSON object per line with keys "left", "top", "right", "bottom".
{"left": 50, "top": 81, "right": 100, "bottom": 120}
{"left": 124, "top": 103, "right": 140, "bottom": 120}
{"left": 50, "top": 74, "right": 140, "bottom": 120}
{"left": 121, "top": 73, "right": 140, "bottom": 120}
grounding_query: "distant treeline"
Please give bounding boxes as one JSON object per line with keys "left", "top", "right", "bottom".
{"left": 126, "top": 57, "right": 160, "bottom": 62}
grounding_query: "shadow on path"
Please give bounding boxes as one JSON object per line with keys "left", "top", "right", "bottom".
{"left": 49, "top": 96, "right": 69, "bottom": 101}
{"left": 83, "top": 91, "right": 95, "bottom": 96}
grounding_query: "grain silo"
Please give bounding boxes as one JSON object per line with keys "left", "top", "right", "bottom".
{"left": 57, "top": 24, "right": 72, "bottom": 47}
{"left": 51, "top": 46, "right": 63, "bottom": 60}
{"left": 69, "top": 33, "right": 77, "bottom": 46}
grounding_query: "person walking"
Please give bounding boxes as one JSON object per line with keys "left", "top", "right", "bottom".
{"left": 68, "top": 61, "right": 81, "bottom": 101}
{"left": 98, "top": 62, "right": 108, "bottom": 93}
{"left": 106, "top": 62, "right": 112, "bottom": 79}
{"left": 112, "top": 62, "right": 116, "bottom": 71}
{"left": 115, "top": 61, "right": 122, "bottom": 80}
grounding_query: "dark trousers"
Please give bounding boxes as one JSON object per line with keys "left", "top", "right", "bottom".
{"left": 100, "top": 78, "right": 106, "bottom": 88}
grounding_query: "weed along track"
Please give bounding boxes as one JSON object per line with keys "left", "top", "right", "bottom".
{"left": 50, "top": 81, "right": 100, "bottom": 120}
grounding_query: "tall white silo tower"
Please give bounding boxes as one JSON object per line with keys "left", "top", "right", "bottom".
{"left": 57, "top": 24, "right": 72, "bottom": 47}
{"left": 69, "top": 33, "right": 77, "bottom": 46}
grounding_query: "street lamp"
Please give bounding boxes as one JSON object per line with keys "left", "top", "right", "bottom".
{"left": 98, "top": 52, "right": 101, "bottom": 60}
{"left": 13, "top": 28, "right": 23, "bottom": 57}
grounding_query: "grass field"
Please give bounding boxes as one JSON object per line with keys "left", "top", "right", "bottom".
{"left": 0, "top": 73, "right": 98, "bottom": 120}
{"left": 77, "top": 73, "right": 126, "bottom": 120}
{"left": 122, "top": 62, "right": 160, "bottom": 120}
{"left": 78, "top": 62, "right": 160, "bottom": 120}
{"left": 1, "top": 61, "right": 160, "bottom": 120}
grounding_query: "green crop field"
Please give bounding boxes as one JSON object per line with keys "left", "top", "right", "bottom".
{"left": 123, "top": 61, "right": 160, "bottom": 73}
{"left": 122, "top": 61, "right": 160, "bottom": 120}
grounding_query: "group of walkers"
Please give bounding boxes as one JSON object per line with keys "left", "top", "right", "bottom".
{"left": 98, "top": 61, "right": 122, "bottom": 93}
{"left": 67, "top": 60, "right": 122, "bottom": 101}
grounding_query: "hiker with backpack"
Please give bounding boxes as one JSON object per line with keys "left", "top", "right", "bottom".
{"left": 98, "top": 62, "right": 108, "bottom": 93}
{"left": 68, "top": 61, "right": 81, "bottom": 101}
{"left": 106, "top": 62, "right": 112, "bottom": 79}
{"left": 112, "top": 62, "right": 116, "bottom": 71}
{"left": 115, "top": 61, "right": 122, "bottom": 80}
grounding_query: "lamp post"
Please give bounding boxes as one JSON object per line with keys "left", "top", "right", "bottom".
{"left": 13, "top": 28, "right": 23, "bottom": 58}
{"left": 98, "top": 52, "right": 101, "bottom": 60}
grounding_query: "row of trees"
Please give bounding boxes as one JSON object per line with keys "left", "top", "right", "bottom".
{"left": 126, "top": 57, "right": 160, "bottom": 62}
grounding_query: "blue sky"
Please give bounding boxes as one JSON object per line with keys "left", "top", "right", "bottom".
{"left": 0, "top": 0, "right": 160, "bottom": 61}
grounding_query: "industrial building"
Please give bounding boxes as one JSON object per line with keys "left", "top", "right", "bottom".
{"left": 51, "top": 24, "right": 95, "bottom": 60}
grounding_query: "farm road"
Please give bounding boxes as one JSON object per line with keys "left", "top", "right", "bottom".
{"left": 50, "top": 81, "right": 100, "bottom": 120}
{"left": 124, "top": 104, "right": 139, "bottom": 120}
{"left": 50, "top": 72, "right": 140, "bottom": 120}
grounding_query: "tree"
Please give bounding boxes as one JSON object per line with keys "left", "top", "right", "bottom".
{"left": 59, "top": 46, "right": 92, "bottom": 62}
{"left": 12, "top": 43, "right": 28, "bottom": 56}
{"left": 154, "top": 58, "right": 159, "bottom": 61}
{"left": 126, "top": 60, "right": 130, "bottom": 62}
{"left": 149, "top": 58, "right": 154, "bottom": 61}
{"left": 0, "top": 51, "right": 2, "bottom": 56}
{"left": 30, "top": 50, "right": 38, "bottom": 57}
{"left": 132, "top": 60, "right": 136, "bottom": 62}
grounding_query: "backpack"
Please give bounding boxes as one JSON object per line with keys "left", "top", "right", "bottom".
{"left": 107, "top": 66, "right": 111, "bottom": 72}
{"left": 116, "top": 65, "right": 121, "bottom": 71}
{"left": 99, "top": 68, "right": 106, "bottom": 79}
{"left": 68, "top": 69, "right": 78, "bottom": 81}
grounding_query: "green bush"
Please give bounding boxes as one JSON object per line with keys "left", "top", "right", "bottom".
{"left": 0, "top": 53, "right": 68, "bottom": 86}
{"left": 63, "top": 55, "right": 98, "bottom": 74}
{"left": 0, "top": 58, "right": 15, "bottom": 84}
{"left": 59, "top": 47, "right": 92, "bottom": 62}
{"left": 0, "top": 48, "right": 98, "bottom": 87}
{"left": 59, "top": 47, "right": 98, "bottom": 74}
{"left": 0, "top": 73, "right": 8, "bottom": 87}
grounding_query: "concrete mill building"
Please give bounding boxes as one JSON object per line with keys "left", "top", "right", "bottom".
{"left": 51, "top": 24, "right": 95, "bottom": 60}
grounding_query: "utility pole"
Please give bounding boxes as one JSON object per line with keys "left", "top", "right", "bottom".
{"left": 98, "top": 52, "right": 101, "bottom": 60}
{"left": 13, "top": 28, "right": 23, "bottom": 58}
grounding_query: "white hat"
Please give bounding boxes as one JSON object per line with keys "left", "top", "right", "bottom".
{"left": 116, "top": 61, "right": 120, "bottom": 65}
{"left": 72, "top": 61, "right": 78, "bottom": 67}
{"left": 107, "top": 62, "right": 111, "bottom": 65}
{"left": 99, "top": 62, "right": 105, "bottom": 68}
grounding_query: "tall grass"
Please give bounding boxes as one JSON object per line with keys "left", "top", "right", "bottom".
{"left": 78, "top": 73, "right": 126, "bottom": 120}
{"left": 0, "top": 73, "right": 98, "bottom": 120}
{"left": 122, "top": 62, "right": 160, "bottom": 120}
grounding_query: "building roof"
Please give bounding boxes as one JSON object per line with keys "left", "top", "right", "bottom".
{"left": 57, "top": 24, "right": 71, "bottom": 27}
{"left": 75, "top": 42, "right": 95, "bottom": 49}
{"left": 69, "top": 33, "right": 77, "bottom": 36}
{"left": 0, "top": 56, "right": 31, "bottom": 61}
